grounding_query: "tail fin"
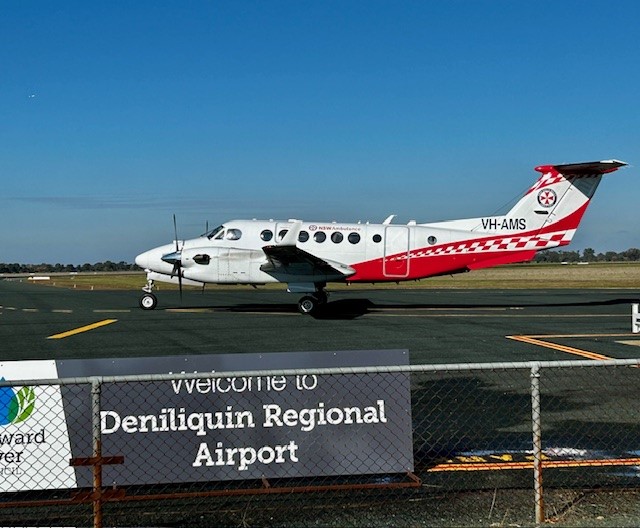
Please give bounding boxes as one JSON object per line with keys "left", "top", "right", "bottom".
{"left": 501, "top": 159, "right": 626, "bottom": 249}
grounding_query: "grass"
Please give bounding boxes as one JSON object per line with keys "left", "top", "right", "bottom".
{"left": 11, "top": 262, "right": 640, "bottom": 291}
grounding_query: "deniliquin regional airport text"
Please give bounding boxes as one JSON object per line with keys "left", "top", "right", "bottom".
{"left": 100, "top": 400, "right": 388, "bottom": 436}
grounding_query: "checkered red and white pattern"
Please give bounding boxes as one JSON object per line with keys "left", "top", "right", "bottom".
{"left": 526, "top": 170, "right": 565, "bottom": 194}
{"left": 405, "top": 231, "right": 573, "bottom": 261}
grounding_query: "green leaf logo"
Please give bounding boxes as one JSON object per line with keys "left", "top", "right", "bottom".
{"left": 13, "top": 387, "right": 36, "bottom": 423}
{"left": 0, "top": 382, "right": 36, "bottom": 425}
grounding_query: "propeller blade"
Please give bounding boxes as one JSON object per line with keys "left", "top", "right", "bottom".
{"left": 173, "top": 214, "right": 180, "bottom": 252}
{"left": 169, "top": 262, "right": 184, "bottom": 301}
{"left": 171, "top": 215, "right": 183, "bottom": 301}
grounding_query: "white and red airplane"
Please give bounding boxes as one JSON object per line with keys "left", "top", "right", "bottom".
{"left": 135, "top": 159, "right": 627, "bottom": 314}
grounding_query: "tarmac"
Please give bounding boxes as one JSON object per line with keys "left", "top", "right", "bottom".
{"left": 1, "top": 279, "right": 639, "bottom": 364}
{"left": 2, "top": 279, "right": 640, "bottom": 527}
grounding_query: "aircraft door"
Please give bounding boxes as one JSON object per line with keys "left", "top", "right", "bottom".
{"left": 383, "top": 226, "right": 410, "bottom": 278}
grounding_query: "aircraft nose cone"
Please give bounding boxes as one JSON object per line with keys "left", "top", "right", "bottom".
{"left": 135, "top": 250, "right": 151, "bottom": 269}
{"left": 135, "top": 244, "right": 178, "bottom": 274}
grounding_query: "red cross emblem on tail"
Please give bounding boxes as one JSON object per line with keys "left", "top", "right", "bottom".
{"left": 537, "top": 188, "right": 557, "bottom": 207}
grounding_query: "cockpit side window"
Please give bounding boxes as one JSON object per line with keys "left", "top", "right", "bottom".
{"left": 206, "top": 225, "right": 225, "bottom": 240}
{"left": 226, "top": 229, "right": 242, "bottom": 240}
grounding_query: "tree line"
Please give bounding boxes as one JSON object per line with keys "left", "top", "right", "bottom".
{"left": 0, "top": 261, "right": 139, "bottom": 274}
{"left": 1, "top": 247, "right": 639, "bottom": 274}
{"left": 534, "top": 247, "right": 640, "bottom": 263}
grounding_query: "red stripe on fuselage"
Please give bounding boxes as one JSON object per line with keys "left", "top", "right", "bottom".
{"left": 347, "top": 202, "right": 590, "bottom": 282}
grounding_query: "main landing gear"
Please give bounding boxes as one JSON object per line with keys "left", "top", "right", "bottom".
{"left": 139, "top": 278, "right": 158, "bottom": 310}
{"left": 297, "top": 290, "right": 328, "bottom": 315}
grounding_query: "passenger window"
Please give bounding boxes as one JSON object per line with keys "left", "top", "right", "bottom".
{"left": 331, "top": 232, "right": 343, "bottom": 243}
{"left": 348, "top": 233, "right": 361, "bottom": 244}
{"left": 428, "top": 236, "right": 437, "bottom": 245}
{"left": 373, "top": 234, "right": 382, "bottom": 243}
{"left": 260, "top": 230, "right": 273, "bottom": 242}
{"left": 298, "top": 231, "right": 309, "bottom": 243}
{"left": 277, "top": 229, "right": 288, "bottom": 242}
{"left": 314, "top": 232, "right": 326, "bottom": 243}
{"left": 194, "top": 254, "right": 211, "bottom": 265}
{"left": 226, "top": 229, "right": 242, "bottom": 240}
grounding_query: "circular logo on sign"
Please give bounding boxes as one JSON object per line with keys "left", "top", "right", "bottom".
{"left": 537, "top": 189, "right": 557, "bottom": 208}
{"left": 308, "top": 225, "right": 318, "bottom": 231}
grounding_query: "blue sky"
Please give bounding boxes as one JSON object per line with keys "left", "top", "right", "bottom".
{"left": 2, "top": 1, "right": 638, "bottom": 264}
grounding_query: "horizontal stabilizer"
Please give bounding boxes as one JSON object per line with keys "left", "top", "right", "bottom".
{"left": 537, "top": 159, "right": 627, "bottom": 176}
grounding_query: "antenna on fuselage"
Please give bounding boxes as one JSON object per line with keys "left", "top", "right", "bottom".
{"left": 383, "top": 214, "right": 396, "bottom": 225}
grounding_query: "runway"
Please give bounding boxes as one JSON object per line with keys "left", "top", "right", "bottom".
{"left": 1, "top": 279, "right": 639, "bottom": 364}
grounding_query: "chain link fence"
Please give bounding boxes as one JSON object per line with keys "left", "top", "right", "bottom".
{"left": 1, "top": 359, "right": 640, "bottom": 527}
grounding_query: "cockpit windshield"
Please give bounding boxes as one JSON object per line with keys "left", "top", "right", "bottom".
{"left": 204, "top": 225, "right": 225, "bottom": 239}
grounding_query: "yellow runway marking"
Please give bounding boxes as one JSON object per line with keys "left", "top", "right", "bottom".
{"left": 616, "top": 340, "right": 640, "bottom": 347}
{"left": 429, "top": 457, "right": 640, "bottom": 472}
{"left": 47, "top": 319, "right": 118, "bottom": 340}
{"left": 507, "top": 335, "right": 614, "bottom": 361}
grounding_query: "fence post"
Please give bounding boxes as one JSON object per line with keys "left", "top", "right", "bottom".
{"left": 531, "top": 363, "right": 544, "bottom": 526}
{"left": 530, "top": 363, "right": 544, "bottom": 525}
{"left": 91, "top": 378, "right": 103, "bottom": 528}
{"left": 632, "top": 304, "right": 639, "bottom": 333}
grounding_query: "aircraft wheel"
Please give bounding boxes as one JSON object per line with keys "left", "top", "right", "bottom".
{"left": 139, "top": 293, "right": 158, "bottom": 310}
{"left": 298, "top": 296, "right": 317, "bottom": 315}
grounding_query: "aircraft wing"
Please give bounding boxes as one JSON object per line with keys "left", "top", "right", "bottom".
{"left": 261, "top": 245, "right": 356, "bottom": 278}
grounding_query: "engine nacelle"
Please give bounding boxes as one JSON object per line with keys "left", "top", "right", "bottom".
{"left": 181, "top": 247, "right": 259, "bottom": 283}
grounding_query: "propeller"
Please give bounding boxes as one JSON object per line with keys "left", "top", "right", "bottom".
{"left": 161, "top": 214, "right": 183, "bottom": 301}
{"left": 172, "top": 214, "right": 183, "bottom": 300}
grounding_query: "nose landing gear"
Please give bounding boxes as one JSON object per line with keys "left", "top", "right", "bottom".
{"left": 139, "top": 293, "right": 158, "bottom": 310}
{"left": 139, "top": 277, "right": 157, "bottom": 310}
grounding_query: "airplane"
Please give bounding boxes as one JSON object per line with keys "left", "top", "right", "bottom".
{"left": 135, "top": 159, "right": 627, "bottom": 315}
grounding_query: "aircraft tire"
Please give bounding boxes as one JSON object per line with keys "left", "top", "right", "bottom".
{"left": 139, "top": 293, "right": 158, "bottom": 310}
{"left": 298, "top": 296, "right": 316, "bottom": 315}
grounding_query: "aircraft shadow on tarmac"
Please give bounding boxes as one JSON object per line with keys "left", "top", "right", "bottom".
{"left": 174, "top": 296, "right": 639, "bottom": 321}
{"left": 214, "top": 299, "right": 376, "bottom": 320}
